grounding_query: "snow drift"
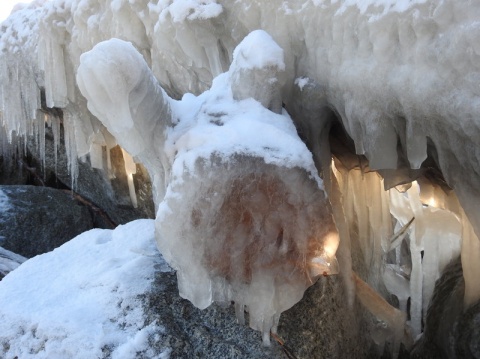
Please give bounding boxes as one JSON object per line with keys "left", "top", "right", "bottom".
{"left": 0, "top": 220, "right": 171, "bottom": 359}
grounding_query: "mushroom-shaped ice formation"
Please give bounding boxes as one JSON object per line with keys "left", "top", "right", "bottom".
{"left": 77, "top": 31, "right": 338, "bottom": 344}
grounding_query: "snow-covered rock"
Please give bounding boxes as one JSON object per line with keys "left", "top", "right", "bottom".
{"left": 0, "top": 219, "right": 376, "bottom": 359}
{"left": 0, "top": 220, "right": 170, "bottom": 359}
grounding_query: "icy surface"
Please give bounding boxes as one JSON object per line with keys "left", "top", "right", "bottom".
{"left": 0, "top": 219, "right": 171, "bottom": 359}
{"left": 78, "top": 33, "right": 339, "bottom": 343}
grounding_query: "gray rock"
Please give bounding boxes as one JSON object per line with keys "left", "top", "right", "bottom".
{"left": 143, "top": 265, "right": 377, "bottom": 359}
{"left": 0, "top": 246, "right": 26, "bottom": 280}
{"left": 0, "top": 185, "right": 93, "bottom": 258}
{"left": 278, "top": 275, "right": 374, "bottom": 359}
{"left": 142, "top": 268, "right": 286, "bottom": 358}
{"left": 27, "top": 125, "right": 156, "bottom": 227}
{"left": 410, "top": 257, "right": 480, "bottom": 359}
{"left": 1, "top": 123, "right": 155, "bottom": 229}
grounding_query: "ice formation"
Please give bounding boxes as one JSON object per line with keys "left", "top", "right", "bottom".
{"left": 77, "top": 32, "right": 339, "bottom": 344}
{"left": 0, "top": 0, "right": 479, "bottom": 353}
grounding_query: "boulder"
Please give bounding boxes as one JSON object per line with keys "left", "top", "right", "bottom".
{"left": 0, "top": 185, "right": 93, "bottom": 257}
{"left": 0, "top": 246, "right": 26, "bottom": 280}
{"left": 144, "top": 267, "right": 376, "bottom": 358}
{"left": 411, "top": 258, "right": 480, "bottom": 358}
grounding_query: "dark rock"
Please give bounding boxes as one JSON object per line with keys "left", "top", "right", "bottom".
{"left": 0, "top": 124, "right": 155, "bottom": 229}
{"left": 0, "top": 246, "right": 26, "bottom": 280}
{"left": 143, "top": 264, "right": 376, "bottom": 359}
{"left": 278, "top": 275, "right": 374, "bottom": 359}
{"left": 0, "top": 185, "right": 93, "bottom": 257}
{"left": 30, "top": 126, "right": 155, "bottom": 226}
{"left": 410, "top": 257, "right": 480, "bottom": 359}
{"left": 142, "top": 268, "right": 285, "bottom": 358}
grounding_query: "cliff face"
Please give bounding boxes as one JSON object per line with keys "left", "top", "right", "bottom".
{"left": 0, "top": 0, "right": 479, "bottom": 357}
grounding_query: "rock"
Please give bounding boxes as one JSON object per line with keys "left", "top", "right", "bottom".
{"left": 0, "top": 124, "right": 155, "bottom": 229}
{"left": 143, "top": 267, "right": 377, "bottom": 359}
{"left": 0, "top": 218, "right": 378, "bottom": 359}
{"left": 27, "top": 125, "right": 156, "bottom": 227}
{"left": 410, "top": 257, "right": 480, "bottom": 358}
{"left": 0, "top": 246, "right": 26, "bottom": 280}
{"left": 0, "top": 185, "right": 93, "bottom": 258}
{"left": 142, "top": 268, "right": 286, "bottom": 358}
{"left": 277, "top": 275, "right": 374, "bottom": 359}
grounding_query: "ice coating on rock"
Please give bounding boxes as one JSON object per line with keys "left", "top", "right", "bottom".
{"left": 157, "top": 156, "right": 337, "bottom": 341}
{"left": 78, "top": 33, "right": 339, "bottom": 343}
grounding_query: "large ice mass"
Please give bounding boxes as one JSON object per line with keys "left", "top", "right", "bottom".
{"left": 1, "top": 0, "right": 480, "bottom": 355}
{"left": 76, "top": 33, "right": 339, "bottom": 344}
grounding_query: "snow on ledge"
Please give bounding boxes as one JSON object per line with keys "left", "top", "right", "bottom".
{"left": 0, "top": 219, "right": 171, "bottom": 359}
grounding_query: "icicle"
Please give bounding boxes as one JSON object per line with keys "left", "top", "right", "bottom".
{"left": 62, "top": 109, "right": 79, "bottom": 188}
{"left": 405, "top": 118, "right": 427, "bottom": 170}
{"left": 89, "top": 143, "right": 104, "bottom": 169}
{"left": 38, "top": 29, "right": 69, "bottom": 108}
{"left": 36, "top": 110, "right": 46, "bottom": 173}
{"left": 121, "top": 148, "right": 138, "bottom": 208}
{"left": 460, "top": 209, "right": 480, "bottom": 308}
{"left": 51, "top": 116, "right": 61, "bottom": 174}
{"left": 354, "top": 272, "right": 407, "bottom": 358}
{"left": 329, "top": 159, "right": 356, "bottom": 307}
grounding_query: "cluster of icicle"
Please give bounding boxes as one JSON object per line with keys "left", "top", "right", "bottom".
{"left": 328, "top": 158, "right": 479, "bottom": 355}
{"left": 0, "top": 0, "right": 139, "bottom": 197}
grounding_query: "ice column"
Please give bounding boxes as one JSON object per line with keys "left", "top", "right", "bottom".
{"left": 77, "top": 38, "right": 173, "bottom": 205}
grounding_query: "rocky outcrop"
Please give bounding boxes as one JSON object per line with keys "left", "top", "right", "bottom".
{"left": 143, "top": 268, "right": 377, "bottom": 359}
{"left": 0, "top": 185, "right": 93, "bottom": 257}
{"left": 411, "top": 258, "right": 480, "bottom": 358}
{"left": 0, "top": 246, "right": 26, "bottom": 280}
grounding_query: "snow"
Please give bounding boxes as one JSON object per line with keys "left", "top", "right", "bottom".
{"left": 165, "top": 0, "right": 222, "bottom": 23}
{"left": 294, "top": 77, "right": 310, "bottom": 91}
{"left": 231, "top": 30, "right": 285, "bottom": 71}
{"left": 0, "top": 219, "right": 171, "bottom": 359}
{"left": 0, "top": 0, "right": 36, "bottom": 23}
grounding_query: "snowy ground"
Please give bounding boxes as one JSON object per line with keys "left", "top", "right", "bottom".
{"left": 0, "top": 219, "right": 171, "bottom": 359}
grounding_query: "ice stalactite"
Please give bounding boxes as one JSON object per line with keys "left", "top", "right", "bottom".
{"left": 330, "top": 157, "right": 465, "bottom": 342}
{"left": 77, "top": 32, "right": 339, "bottom": 344}
{"left": 460, "top": 210, "right": 480, "bottom": 308}
{"left": 77, "top": 38, "right": 173, "bottom": 207}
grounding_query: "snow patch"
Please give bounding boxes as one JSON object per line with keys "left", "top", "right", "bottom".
{"left": 0, "top": 219, "right": 171, "bottom": 359}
